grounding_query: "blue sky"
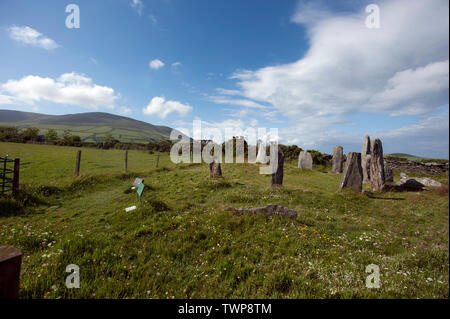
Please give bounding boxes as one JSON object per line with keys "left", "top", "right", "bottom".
{"left": 0, "top": 0, "right": 448, "bottom": 158}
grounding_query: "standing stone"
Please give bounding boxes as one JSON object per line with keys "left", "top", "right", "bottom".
{"left": 361, "top": 135, "right": 371, "bottom": 183}
{"left": 384, "top": 161, "right": 393, "bottom": 182}
{"left": 256, "top": 140, "right": 268, "bottom": 164}
{"left": 331, "top": 145, "right": 344, "bottom": 173}
{"left": 270, "top": 149, "right": 285, "bottom": 186}
{"left": 339, "top": 152, "right": 363, "bottom": 192}
{"left": 0, "top": 246, "right": 22, "bottom": 299}
{"left": 298, "top": 151, "right": 313, "bottom": 170}
{"left": 209, "top": 159, "right": 222, "bottom": 177}
{"left": 370, "top": 138, "right": 385, "bottom": 191}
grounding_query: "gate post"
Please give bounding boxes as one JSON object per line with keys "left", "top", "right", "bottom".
{"left": 12, "top": 158, "right": 20, "bottom": 194}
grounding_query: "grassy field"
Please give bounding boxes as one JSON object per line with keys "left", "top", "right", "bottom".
{"left": 0, "top": 142, "right": 448, "bottom": 298}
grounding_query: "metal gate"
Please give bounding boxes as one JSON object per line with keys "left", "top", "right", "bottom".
{"left": 0, "top": 155, "right": 20, "bottom": 196}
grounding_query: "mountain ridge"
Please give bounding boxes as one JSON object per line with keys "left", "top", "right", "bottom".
{"left": 0, "top": 109, "right": 175, "bottom": 143}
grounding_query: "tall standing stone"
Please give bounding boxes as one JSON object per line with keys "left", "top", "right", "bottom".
{"left": 332, "top": 146, "right": 344, "bottom": 173}
{"left": 339, "top": 152, "right": 363, "bottom": 192}
{"left": 270, "top": 149, "right": 285, "bottom": 186}
{"left": 298, "top": 151, "right": 313, "bottom": 170}
{"left": 370, "top": 138, "right": 385, "bottom": 191}
{"left": 384, "top": 160, "right": 393, "bottom": 182}
{"left": 361, "top": 134, "right": 371, "bottom": 183}
{"left": 256, "top": 140, "right": 268, "bottom": 164}
{"left": 209, "top": 159, "right": 222, "bottom": 177}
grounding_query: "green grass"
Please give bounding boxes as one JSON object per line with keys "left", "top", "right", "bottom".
{"left": 0, "top": 142, "right": 448, "bottom": 298}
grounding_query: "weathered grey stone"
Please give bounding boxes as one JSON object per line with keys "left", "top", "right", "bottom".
{"left": 256, "top": 140, "right": 268, "bottom": 164}
{"left": 396, "top": 175, "right": 441, "bottom": 187}
{"left": 332, "top": 145, "right": 344, "bottom": 173}
{"left": 209, "top": 159, "right": 222, "bottom": 177}
{"left": 339, "top": 152, "right": 363, "bottom": 192}
{"left": 384, "top": 161, "right": 394, "bottom": 182}
{"left": 270, "top": 149, "right": 285, "bottom": 186}
{"left": 0, "top": 246, "right": 22, "bottom": 299}
{"left": 225, "top": 204, "right": 298, "bottom": 219}
{"left": 361, "top": 135, "right": 371, "bottom": 183}
{"left": 369, "top": 138, "right": 385, "bottom": 191}
{"left": 298, "top": 151, "right": 313, "bottom": 170}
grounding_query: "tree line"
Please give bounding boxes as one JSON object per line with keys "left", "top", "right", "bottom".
{"left": 0, "top": 126, "right": 331, "bottom": 164}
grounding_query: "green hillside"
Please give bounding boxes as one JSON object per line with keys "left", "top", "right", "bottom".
{"left": 386, "top": 153, "right": 424, "bottom": 161}
{"left": 0, "top": 109, "right": 174, "bottom": 143}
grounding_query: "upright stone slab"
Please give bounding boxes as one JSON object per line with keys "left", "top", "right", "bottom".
{"left": 256, "top": 140, "right": 268, "bottom": 164}
{"left": 370, "top": 138, "right": 385, "bottom": 191}
{"left": 298, "top": 151, "right": 313, "bottom": 170}
{"left": 361, "top": 134, "right": 371, "bottom": 183}
{"left": 339, "top": 152, "right": 363, "bottom": 192}
{"left": 0, "top": 246, "right": 22, "bottom": 299}
{"left": 331, "top": 145, "right": 344, "bottom": 173}
{"left": 384, "top": 161, "right": 393, "bottom": 182}
{"left": 209, "top": 159, "right": 222, "bottom": 177}
{"left": 270, "top": 149, "right": 285, "bottom": 186}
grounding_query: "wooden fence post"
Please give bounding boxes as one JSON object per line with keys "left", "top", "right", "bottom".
{"left": 125, "top": 150, "right": 128, "bottom": 172}
{"left": 0, "top": 246, "right": 22, "bottom": 299}
{"left": 12, "top": 158, "right": 20, "bottom": 194}
{"left": 75, "top": 150, "right": 81, "bottom": 177}
{"left": 156, "top": 154, "right": 160, "bottom": 168}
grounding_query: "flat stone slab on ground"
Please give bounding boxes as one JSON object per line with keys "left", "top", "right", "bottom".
{"left": 225, "top": 204, "right": 298, "bottom": 219}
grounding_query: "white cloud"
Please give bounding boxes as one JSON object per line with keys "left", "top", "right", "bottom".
{"left": 171, "top": 62, "right": 182, "bottom": 68}
{"left": 216, "top": 88, "right": 241, "bottom": 96}
{"left": 370, "top": 60, "right": 449, "bottom": 116}
{"left": 131, "top": 0, "right": 143, "bottom": 15}
{"left": 89, "top": 57, "right": 99, "bottom": 65}
{"left": 118, "top": 106, "right": 133, "bottom": 115}
{"left": 0, "top": 94, "right": 14, "bottom": 105}
{"left": 7, "top": 25, "right": 59, "bottom": 50}
{"left": 149, "top": 59, "right": 165, "bottom": 70}
{"left": 142, "top": 96, "right": 192, "bottom": 118}
{"left": 225, "top": 0, "right": 448, "bottom": 157}
{"left": 208, "top": 96, "right": 267, "bottom": 109}
{"left": 1, "top": 72, "right": 117, "bottom": 110}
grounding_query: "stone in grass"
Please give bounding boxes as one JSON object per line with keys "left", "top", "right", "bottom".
{"left": 298, "top": 151, "right": 313, "bottom": 170}
{"left": 339, "top": 152, "right": 363, "bottom": 192}
{"left": 332, "top": 145, "right": 344, "bottom": 173}
{"left": 361, "top": 134, "right": 371, "bottom": 183}
{"left": 384, "top": 161, "right": 394, "bottom": 182}
{"left": 225, "top": 204, "right": 298, "bottom": 219}
{"left": 369, "top": 138, "right": 385, "bottom": 191}
{"left": 209, "top": 159, "right": 222, "bottom": 177}
{"left": 270, "top": 149, "right": 285, "bottom": 186}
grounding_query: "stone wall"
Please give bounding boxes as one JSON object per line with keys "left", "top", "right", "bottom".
{"left": 384, "top": 159, "right": 449, "bottom": 175}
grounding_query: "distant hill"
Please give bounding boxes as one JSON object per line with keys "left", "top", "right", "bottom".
{"left": 0, "top": 109, "right": 177, "bottom": 143}
{"left": 386, "top": 153, "right": 424, "bottom": 160}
